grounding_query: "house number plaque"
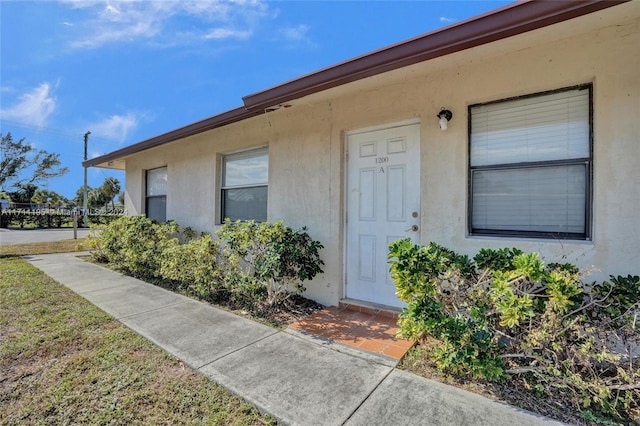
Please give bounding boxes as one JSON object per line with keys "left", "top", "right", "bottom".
{"left": 377, "top": 156, "right": 388, "bottom": 173}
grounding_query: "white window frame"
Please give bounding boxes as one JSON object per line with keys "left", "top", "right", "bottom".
{"left": 220, "top": 147, "right": 268, "bottom": 222}
{"left": 468, "top": 84, "right": 592, "bottom": 240}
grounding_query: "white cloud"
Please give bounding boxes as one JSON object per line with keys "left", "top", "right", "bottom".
{"left": 89, "top": 113, "right": 138, "bottom": 144}
{"left": 0, "top": 83, "right": 57, "bottom": 127}
{"left": 62, "top": 0, "right": 271, "bottom": 49}
{"left": 104, "top": 4, "right": 121, "bottom": 16}
{"left": 279, "top": 24, "right": 309, "bottom": 42}
{"left": 439, "top": 16, "right": 456, "bottom": 23}
{"left": 204, "top": 27, "right": 252, "bottom": 40}
{"left": 90, "top": 150, "right": 105, "bottom": 160}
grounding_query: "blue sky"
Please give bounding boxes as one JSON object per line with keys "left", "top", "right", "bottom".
{"left": 1, "top": 0, "right": 509, "bottom": 199}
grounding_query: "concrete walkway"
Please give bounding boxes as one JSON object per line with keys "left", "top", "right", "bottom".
{"left": 25, "top": 252, "right": 564, "bottom": 426}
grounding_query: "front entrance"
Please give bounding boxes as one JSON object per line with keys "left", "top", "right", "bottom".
{"left": 345, "top": 122, "right": 421, "bottom": 307}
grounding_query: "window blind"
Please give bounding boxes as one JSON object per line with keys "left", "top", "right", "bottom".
{"left": 146, "top": 166, "right": 167, "bottom": 222}
{"left": 221, "top": 147, "right": 268, "bottom": 222}
{"left": 146, "top": 167, "right": 167, "bottom": 196}
{"left": 470, "top": 86, "right": 590, "bottom": 238}
{"left": 471, "top": 89, "right": 589, "bottom": 166}
{"left": 472, "top": 164, "right": 587, "bottom": 233}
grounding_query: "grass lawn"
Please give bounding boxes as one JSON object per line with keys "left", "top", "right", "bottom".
{"left": 0, "top": 239, "right": 88, "bottom": 257}
{"left": 0, "top": 254, "right": 275, "bottom": 425}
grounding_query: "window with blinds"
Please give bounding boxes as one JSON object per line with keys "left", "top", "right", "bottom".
{"left": 221, "top": 147, "right": 268, "bottom": 222}
{"left": 469, "top": 85, "right": 592, "bottom": 239}
{"left": 146, "top": 166, "right": 167, "bottom": 222}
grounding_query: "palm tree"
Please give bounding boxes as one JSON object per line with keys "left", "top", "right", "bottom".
{"left": 101, "top": 177, "right": 121, "bottom": 210}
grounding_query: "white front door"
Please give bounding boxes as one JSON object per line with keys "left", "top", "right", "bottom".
{"left": 346, "top": 122, "right": 421, "bottom": 307}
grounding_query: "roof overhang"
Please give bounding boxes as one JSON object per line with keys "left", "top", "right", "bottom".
{"left": 84, "top": 106, "right": 263, "bottom": 168}
{"left": 242, "top": 0, "right": 629, "bottom": 111}
{"left": 85, "top": 0, "right": 630, "bottom": 169}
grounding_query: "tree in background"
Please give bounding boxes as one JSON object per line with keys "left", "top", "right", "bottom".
{"left": 101, "top": 177, "right": 121, "bottom": 209}
{"left": 72, "top": 177, "right": 121, "bottom": 209}
{"left": 0, "top": 133, "right": 69, "bottom": 191}
{"left": 91, "top": 188, "right": 111, "bottom": 210}
{"left": 73, "top": 185, "right": 90, "bottom": 208}
{"left": 31, "top": 189, "right": 67, "bottom": 208}
{"left": 8, "top": 183, "right": 38, "bottom": 205}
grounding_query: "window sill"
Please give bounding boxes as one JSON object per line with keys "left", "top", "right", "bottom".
{"left": 466, "top": 234, "right": 593, "bottom": 245}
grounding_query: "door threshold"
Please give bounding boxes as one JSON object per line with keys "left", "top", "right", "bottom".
{"left": 339, "top": 298, "right": 402, "bottom": 320}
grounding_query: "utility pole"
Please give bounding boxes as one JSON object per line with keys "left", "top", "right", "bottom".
{"left": 83, "top": 131, "right": 91, "bottom": 227}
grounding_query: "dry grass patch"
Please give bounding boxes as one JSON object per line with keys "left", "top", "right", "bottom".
{"left": 0, "top": 239, "right": 87, "bottom": 257}
{"left": 0, "top": 257, "right": 275, "bottom": 425}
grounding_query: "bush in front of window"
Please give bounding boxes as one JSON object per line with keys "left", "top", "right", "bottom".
{"left": 159, "top": 233, "right": 226, "bottom": 301}
{"left": 217, "top": 219, "right": 325, "bottom": 306}
{"left": 388, "top": 238, "right": 638, "bottom": 423}
{"left": 88, "top": 215, "right": 178, "bottom": 278}
{"left": 88, "top": 216, "right": 325, "bottom": 309}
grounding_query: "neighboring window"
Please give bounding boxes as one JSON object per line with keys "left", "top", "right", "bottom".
{"left": 221, "top": 147, "right": 268, "bottom": 222}
{"left": 469, "top": 85, "right": 592, "bottom": 239}
{"left": 146, "top": 166, "right": 167, "bottom": 222}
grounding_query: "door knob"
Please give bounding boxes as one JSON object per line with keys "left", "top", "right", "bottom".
{"left": 405, "top": 225, "right": 419, "bottom": 232}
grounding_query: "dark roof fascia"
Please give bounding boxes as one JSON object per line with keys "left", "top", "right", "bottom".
{"left": 86, "top": 0, "right": 629, "bottom": 168}
{"left": 242, "top": 0, "right": 629, "bottom": 112}
{"left": 83, "top": 106, "right": 262, "bottom": 167}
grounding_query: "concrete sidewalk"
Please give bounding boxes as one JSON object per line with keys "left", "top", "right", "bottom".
{"left": 26, "top": 252, "right": 563, "bottom": 426}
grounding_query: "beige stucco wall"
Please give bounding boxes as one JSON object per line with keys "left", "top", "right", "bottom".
{"left": 123, "top": 5, "right": 639, "bottom": 307}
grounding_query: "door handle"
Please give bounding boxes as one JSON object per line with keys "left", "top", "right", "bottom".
{"left": 405, "top": 225, "right": 419, "bottom": 232}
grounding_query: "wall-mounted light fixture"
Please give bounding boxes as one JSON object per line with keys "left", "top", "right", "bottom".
{"left": 437, "top": 108, "right": 453, "bottom": 130}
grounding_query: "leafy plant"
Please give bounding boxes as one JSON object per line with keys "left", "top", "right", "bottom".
{"left": 388, "top": 238, "right": 639, "bottom": 423}
{"left": 474, "top": 247, "right": 523, "bottom": 271}
{"left": 217, "top": 219, "right": 324, "bottom": 305}
{"left": 159, "top": 234, "right": 224, "bottom": 301}
{"left": 88, "top": 217, "right": 325, "bottom": 309}
{"left": 88, "top": 215, "right": 178, "bottom": 278}
{"left": 592, "top": 275, "right": 640, "bottom": 329}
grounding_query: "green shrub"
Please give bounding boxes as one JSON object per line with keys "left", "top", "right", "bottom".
{"left": 216, "top": 219, "right": 324, "bottom": 305}
{"left": 89, "top": 215, "right": 178, "bottom": 278}
{"left": 0, "top": 209, "right": 123, "bottom": 228}
{"left": 89, "top": 217, "right": 325, "bottom": 310}
{"left": 592, "top": 274, "right": 640, "bottom": 329}
{"left": 159, "top": 234, "right": 225, "bottom": 301}
{"left": 1, "top": 209, "right": 74, "bottom": 228}
{"left": 389, "top": 238, "right": 639, "bottom": 423}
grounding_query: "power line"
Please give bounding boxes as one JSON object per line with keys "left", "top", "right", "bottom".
{"left": 1, "top": 119, "right": 83, "bottom": 139}
{"left": 0, "top": 119, "right": 126, "bottom": 150}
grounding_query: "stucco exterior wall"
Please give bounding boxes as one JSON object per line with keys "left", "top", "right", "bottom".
{"left": 123, "top": 10, "right": 639, "bottom": 307}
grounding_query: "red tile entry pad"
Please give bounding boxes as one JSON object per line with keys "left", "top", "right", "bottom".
{"left": 289, "top": 304, "right": 414, "bottom": 360}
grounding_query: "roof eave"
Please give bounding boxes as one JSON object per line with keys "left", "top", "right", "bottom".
{"left": 241, "top": 0, "right": 629, "bottom": 112}
{"left": 86, "top": 0, "right": 630, "bottom": 168}
{"left": 83, "top": 106, "right": 262, "bottom": 168}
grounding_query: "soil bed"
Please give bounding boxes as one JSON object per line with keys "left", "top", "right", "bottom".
{"left": 246, "top": 295, "right": 325, "bottom": 328}
{"left": 400, "top": 336, "right": 619, "bottom": 426}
